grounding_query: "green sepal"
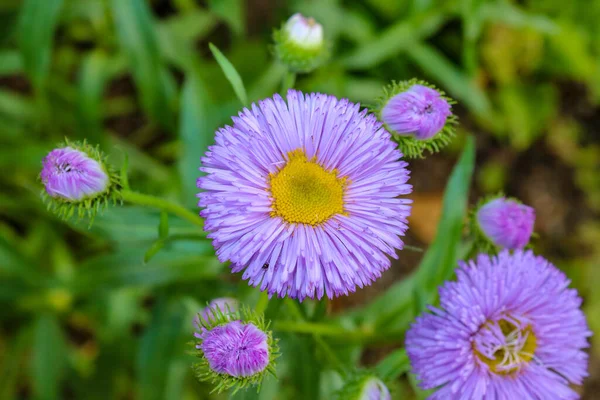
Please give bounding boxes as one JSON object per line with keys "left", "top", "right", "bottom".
{"left": 191, "top": 305, "right": 280, "bottom": 394}
{"left": 40, "top": 139, "right": 122, "bottom": 227}
{"left": 371, "top": 78, "right": 458, "bottom": 159}
{"left": 272, "top": 25, "right": 329, "bottom": 74}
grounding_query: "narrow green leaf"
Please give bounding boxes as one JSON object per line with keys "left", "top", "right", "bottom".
{"left": 207, "top": 0, "right": 244, "bottom": 35}
{"left": 178, "top": 75, "right": 214, "bottom": 205}
{"left": 159, "top": 210, "right": 169, "bottom": 239}
{"left": 0, "top": 50, "right": 22, "bottom": 75}
{"left": 31, "top": 314, "right": 67, "bottom": 400}
{"left": 110, "top": 0, "right": 176, "bottom": 129}
{"left": 374, "top": 349, "right": 410, "bottom": 381}
{"left": 342, "top": 12, "right": 445, "bottom": 69}
{"left": 143, "top": 239, "right": 165, "bottom": 264}
{"left": 137, "top": 298, "right": 186, "bottom": 400}
{"left": 209, "top": 42, "right": 248, "bottom": 106}
{"left": 17, "top": 0, "right": 63, "bottom": 90}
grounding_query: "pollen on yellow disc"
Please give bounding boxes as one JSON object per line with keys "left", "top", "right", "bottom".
{"left": 474, "top": 319, "right": 537, "bottom": 375}
{"left": 269, "top": 149, "right": 348, "bottom": 225}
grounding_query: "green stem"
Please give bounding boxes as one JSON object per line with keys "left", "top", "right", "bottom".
{"left": 121, "top": 190, "right": 204, "bottom": 230}
{"left": 281, "top": 70, "right": 296, "bottom": 93}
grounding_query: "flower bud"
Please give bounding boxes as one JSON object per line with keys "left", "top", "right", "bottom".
{"left": 373, "top": 79, "right": 457, "bottom": 158}
{"left": 335, "top": 373, "right": 392, "bottom": 400}
{"left": 192, "top": 306, "right": 278, "bottom": 393}
{"left": 200, "top": 297, "right": 238, "bottom": 323}
{"left": 475, "top": 196, "right": 535, "bottom": 250}
{"left": 40, "top": 140, "right": 120, "bottom": 222}
{"left": 273, "top": 13, "right": 328, "bottom": 73}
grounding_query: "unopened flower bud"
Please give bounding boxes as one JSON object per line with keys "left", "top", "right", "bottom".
{"left": 40, "top": 141, "right": 120, "bottom": 222}
{"left": 273, "top": 13, "right": 328, "bottom": 73}
{"left": 192, "top": 306, "right": 278, "bottom": 393}
{"left": 476, "top": 196, "right": 535, "bottom": 250}
{"left": 336, "top": 373, "right": 392, "bottom": 400}
{"left": 374, "top": 79, "right": 457, "bottom": 158}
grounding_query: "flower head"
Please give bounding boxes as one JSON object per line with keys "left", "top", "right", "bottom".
{"left": 198, "top": 90, "right": 412, "bottom": 300}
{"left": 192, "top": 307, "right": 278, "bottom": 393}
{"left": 406, "top": 250, "right": 591, "bottom": 400}
{"left": 273, "top": 14, "right": 328, "bottom": 73}
{"left": 476, "top": 196, "right": 535, "bottom": 250}
{"left": 373, "top": 79, "right": 456, "bottom": 158}
{"left": 335, "top": 373, "right": 391, "bottom": 400}
{"left": 200, "top": 297, "right": 238, "bottom": 323}
{"left": 40, "top": 141, "right": 120, "bottom": 222}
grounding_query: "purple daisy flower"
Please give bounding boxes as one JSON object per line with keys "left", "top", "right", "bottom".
{"left": 477, "top": 197, "right": 535, "bottom": 250}
{"left": 381, "top": 84, "right": 451, "bottom": 140}
{"left": 198, "top": 90, "right": 412, "bottom": 300}
{"left": 198, "top": 321, "right": 269, "bottom": 378}
{"left": 362, "top": 377, "right": 391, "bottom": 400}
{"left": 41, "top": 146, "right": 109, "bottom": 201}
{"left": 406, "top": 250, "right": 591, "bottom": 400}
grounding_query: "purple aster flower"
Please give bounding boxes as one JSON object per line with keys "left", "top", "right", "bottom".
{"left": 381, "top": 84, "right": 452, "bottom": 141}
{"left": 198, "top": 90, "right": 412, "bottom": 300}
{"left": 198, "top": 320, "right": 269, "bottom": 378}
{"left": 477, "top": 197, "right": 535, "bottom": 250}
{"left": 41, "top": 146, "right": 109, "bottom": 201}
{"left": 406, "top": 250, "right": 591, "bottom": 400}
{"left": 361, "top": 377, "right": 391, "bottom": 400}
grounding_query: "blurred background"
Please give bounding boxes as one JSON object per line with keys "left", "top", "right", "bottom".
{"left": 0, "top": 0, "right": 599, "bottom": 398}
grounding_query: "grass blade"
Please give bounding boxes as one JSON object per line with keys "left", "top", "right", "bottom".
{"left": 209, "top": 42, "right": 248, "bottom": 106}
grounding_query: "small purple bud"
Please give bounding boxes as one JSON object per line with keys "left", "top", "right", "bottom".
{"left": 200, "top": 297, "right": 238, "bottom": 322}
{"left": 362, "top": 377, "right": 391, "bottom": 400}
{"left": 41, "top": 147, "right": 109, "bottom": 201}
{"left": 477, "top": 198, "right": 535, "bottom": 250}
{"left": 199, "top": 320, "right": 269, "bottom": 378}
{"left": 381, "top": 84, "right": 452, "bottom": 140}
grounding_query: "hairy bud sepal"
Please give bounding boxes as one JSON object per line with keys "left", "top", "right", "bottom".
{"left": 373, "top": 79, "right": 457, "bottom": 158}
{"left": 192, "top": 305, "right": 279, "bottom": 394}
{"left": 40, "top": 140, "right": 121, "bottom": 225}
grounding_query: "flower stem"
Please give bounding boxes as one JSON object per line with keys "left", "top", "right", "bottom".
{"left": 121, "top": 190, "right": 204, "bottom": 230}
{"left": 281, "top": 70, "right": 296, "bottom": 93}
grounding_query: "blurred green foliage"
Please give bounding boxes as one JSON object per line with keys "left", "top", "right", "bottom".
{"left": 1, "top": 0, "right": 599, "bottom": 398}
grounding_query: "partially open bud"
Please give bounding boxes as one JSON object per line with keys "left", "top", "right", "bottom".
{"left": 475, "top": 196, "right": 535, "bottom": 251}
{"left": 273, "top": 13, "right": 328, "bottom": 73}
{"left": 373, "top": 79, "right": 457, "bottom": 158}
{"left": 40, "top": 140, "right": 120, "bottom": 222}
{"left": 336, "top": 373, "right": 392, "bottom": 400}
{"left": 192, "top": 306, "right": 278, "bottom": 393}
{"left": 193, "top": 297, "right": 239, "bottom": 334}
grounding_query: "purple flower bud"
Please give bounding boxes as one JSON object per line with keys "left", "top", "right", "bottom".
{"left": 477, "top": 197, "right": 535, "bottom": 250}
{"left": 200, "top": 297, "right": 238, "bottom": 322}
{"left": 362, "top": 377, "right": 391, "bottom": 400}
{"left": 381, "top": 84, "right": 452, "bottom": 140}
{"left": 199, "top": 320, "right": 269, "bottom": 378}
{"left": 41, "top": 147, "right": 109, "bottom": 201}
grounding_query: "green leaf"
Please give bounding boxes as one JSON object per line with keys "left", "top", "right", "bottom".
{"left": 31, "top": 314, "right": 68, "bottom": 400}
{"left": 137, "top": 298, "right": 186, "bottom": 400}
{"left": 341, "top": 12, "right": 445, "bottom": 69}
{"left": 17, "top": 0, "right": 63, "bottom": 90}
{"left": 110, "top": 0, "right": 176, "bottom": 129}
{"left": 143, "top": 239, "right": 165, "bottom": 264}
{"left": 208, "top": 0, "right": 244, "bottom": 35}
{"left": 374, "top": 349, "right": 410, "bottom": 381}
{"left": 209, "top": 43, "right": 248, "bottom": 106}
{"left": 178, "top": 75, "right": 214, "bottom": 205}
{"left": 0, "top": 50, "right": 22, "bottom": 75}
{"left": 406, "top": 43, "right": 491, "bottom": 117}
{"left": 159, "top": 211, "right": 169, "bottom": 239}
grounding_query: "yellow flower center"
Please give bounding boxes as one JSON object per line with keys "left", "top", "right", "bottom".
{"left": 269, "top": 149, "right": 348, "bottom": 225}
{"left": 474, "top": 318, "right": 537, "bottom": 375}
